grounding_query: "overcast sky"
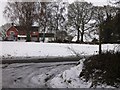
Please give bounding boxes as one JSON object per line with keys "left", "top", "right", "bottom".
{"left": 0, "top": 0, "right": 108, "bottom": 26}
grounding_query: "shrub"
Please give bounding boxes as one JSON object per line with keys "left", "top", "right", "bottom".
{"left": 80, "top": 51, "right": 120, "bottom": 88}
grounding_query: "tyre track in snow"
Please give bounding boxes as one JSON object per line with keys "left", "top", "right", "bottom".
{"left": 2, "top": 62, "right": 77, "bottom": 88}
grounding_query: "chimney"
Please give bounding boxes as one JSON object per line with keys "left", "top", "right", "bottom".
{"left": 11, "top": 23, "right": 14, "bottom": 26}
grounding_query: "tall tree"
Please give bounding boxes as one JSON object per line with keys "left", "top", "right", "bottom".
{"left": 68, "top": 1, "right": 93, "bottom": 42}
{"left": 35, "top": 2, "right": 50, "bottom": 42}
{"left": 4, "top": 2, "right": 36, "bottom": 41}
{"left": 110, "top": 0, "right": 120, "bottom": 42}
{"left": 93, "top": 6, "right": 107, "bottom": 54}
{"left": 35, "top": 1, "right": 67, "bottom": 42}
{"left": 50, "top": 1, "right": 67, "bottom": 41}
{"left": 93, "top": 5, "right": 118, "bottom": 54}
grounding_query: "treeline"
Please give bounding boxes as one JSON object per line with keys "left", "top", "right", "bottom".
{"left": 3, "top": 0, "right": 120, "bottom": 43}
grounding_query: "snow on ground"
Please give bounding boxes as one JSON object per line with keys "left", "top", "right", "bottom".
{"left": 0, "top": 42, "right": 119, "bottom": 59}
{"left": 49, "top": 59, "right": 115, "bottom": 88}
{"left": 1, "top": 42, "right": 119, "bottom": 88}
{"left": 2, "top": 62, "right": 76, "bottom": 88}
{"left": 49, "top": 59, "right": 92, "bottom": 88}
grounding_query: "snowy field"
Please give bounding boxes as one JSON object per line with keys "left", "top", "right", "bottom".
{"left": 0, "top": 42, "right": 118, "bottom": 59}
{"left": 1, "top": 42, "right": 119, "bottom": 88}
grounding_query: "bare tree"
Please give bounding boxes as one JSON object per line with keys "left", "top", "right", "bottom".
{"left": 35, "top": 2, "right": 49, "bottom": 42}
{"left": 49, "top": 1, "right": 67, "bottom": 41}
{"left": 35, "top": 1, "right": 67, "bottom": 42}
{"left": 68, "top": 1, "right": 94, "bottom": 43}
{"left": 4, "top": 2, "right": 37, "bottom": 41}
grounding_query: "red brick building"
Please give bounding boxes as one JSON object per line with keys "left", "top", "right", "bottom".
{"left": 6, "top": 25, "right": 39, "bottom": 41}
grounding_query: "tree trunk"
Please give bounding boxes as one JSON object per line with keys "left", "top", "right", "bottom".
{"left": 26, "top": 26, "right": 31, "bottom": 42}
{"left": 42, "top": 32, "right": 45, "bottom": 42}
{"left": 81, "top": 23, "right": 84, "bottom": 43}
{"left": 55, "top": 21, "right": 59, "bottom": 42}
{"left": 77, "top": 26, "right": 80, "bottom": 42}
{"left": 81, "top": 32, "right": 84, "bottom": 43}
{"left": 37, "top": 34, "right": 40, "bottom": 42}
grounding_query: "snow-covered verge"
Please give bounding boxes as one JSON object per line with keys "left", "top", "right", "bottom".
{"left": 49, "top": 59, "right": 115, "bottom": 88}
{"left": 49, "top": 59, "right": 91, "bottom": 88}
{"left": 0, "top": 42, "right": 119, "bottom": 59}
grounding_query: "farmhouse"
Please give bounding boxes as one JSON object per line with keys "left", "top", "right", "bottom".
{"left": 5, "top": 23, "right": 55, "bottom": 42}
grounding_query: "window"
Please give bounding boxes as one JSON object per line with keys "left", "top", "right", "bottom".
{"left": 10, "top": 31, "right": 15, "bottom": 36}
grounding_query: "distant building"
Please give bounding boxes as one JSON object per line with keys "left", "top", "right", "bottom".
{"left": 5, "top": 24, "right": 55, "bottom": 42}
{"left": 6, "top": 24, "right": 39, "bottom": 41}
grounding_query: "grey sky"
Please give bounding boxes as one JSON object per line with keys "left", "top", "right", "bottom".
{"left": 0, "top": 0, "right": 108, "bottom": 26}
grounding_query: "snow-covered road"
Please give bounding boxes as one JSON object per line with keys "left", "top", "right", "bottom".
{"left": 2, "top": 62, "right": 77, "bottom": 88}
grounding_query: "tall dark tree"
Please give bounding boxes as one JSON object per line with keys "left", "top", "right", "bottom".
{"left": 96, "top": 5, "right": 119, "bottom": 43}
{"left": 94, "top": 6, "right": 105, "bottom": 54}
{"left": 113, "top": 0, "right": 120, "bottom": 42}
{"left": 113, "top": 12, "right": 120, "bottom": 42}
{"left": 93, "top": 5, "right": 117, "bottom": 54}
